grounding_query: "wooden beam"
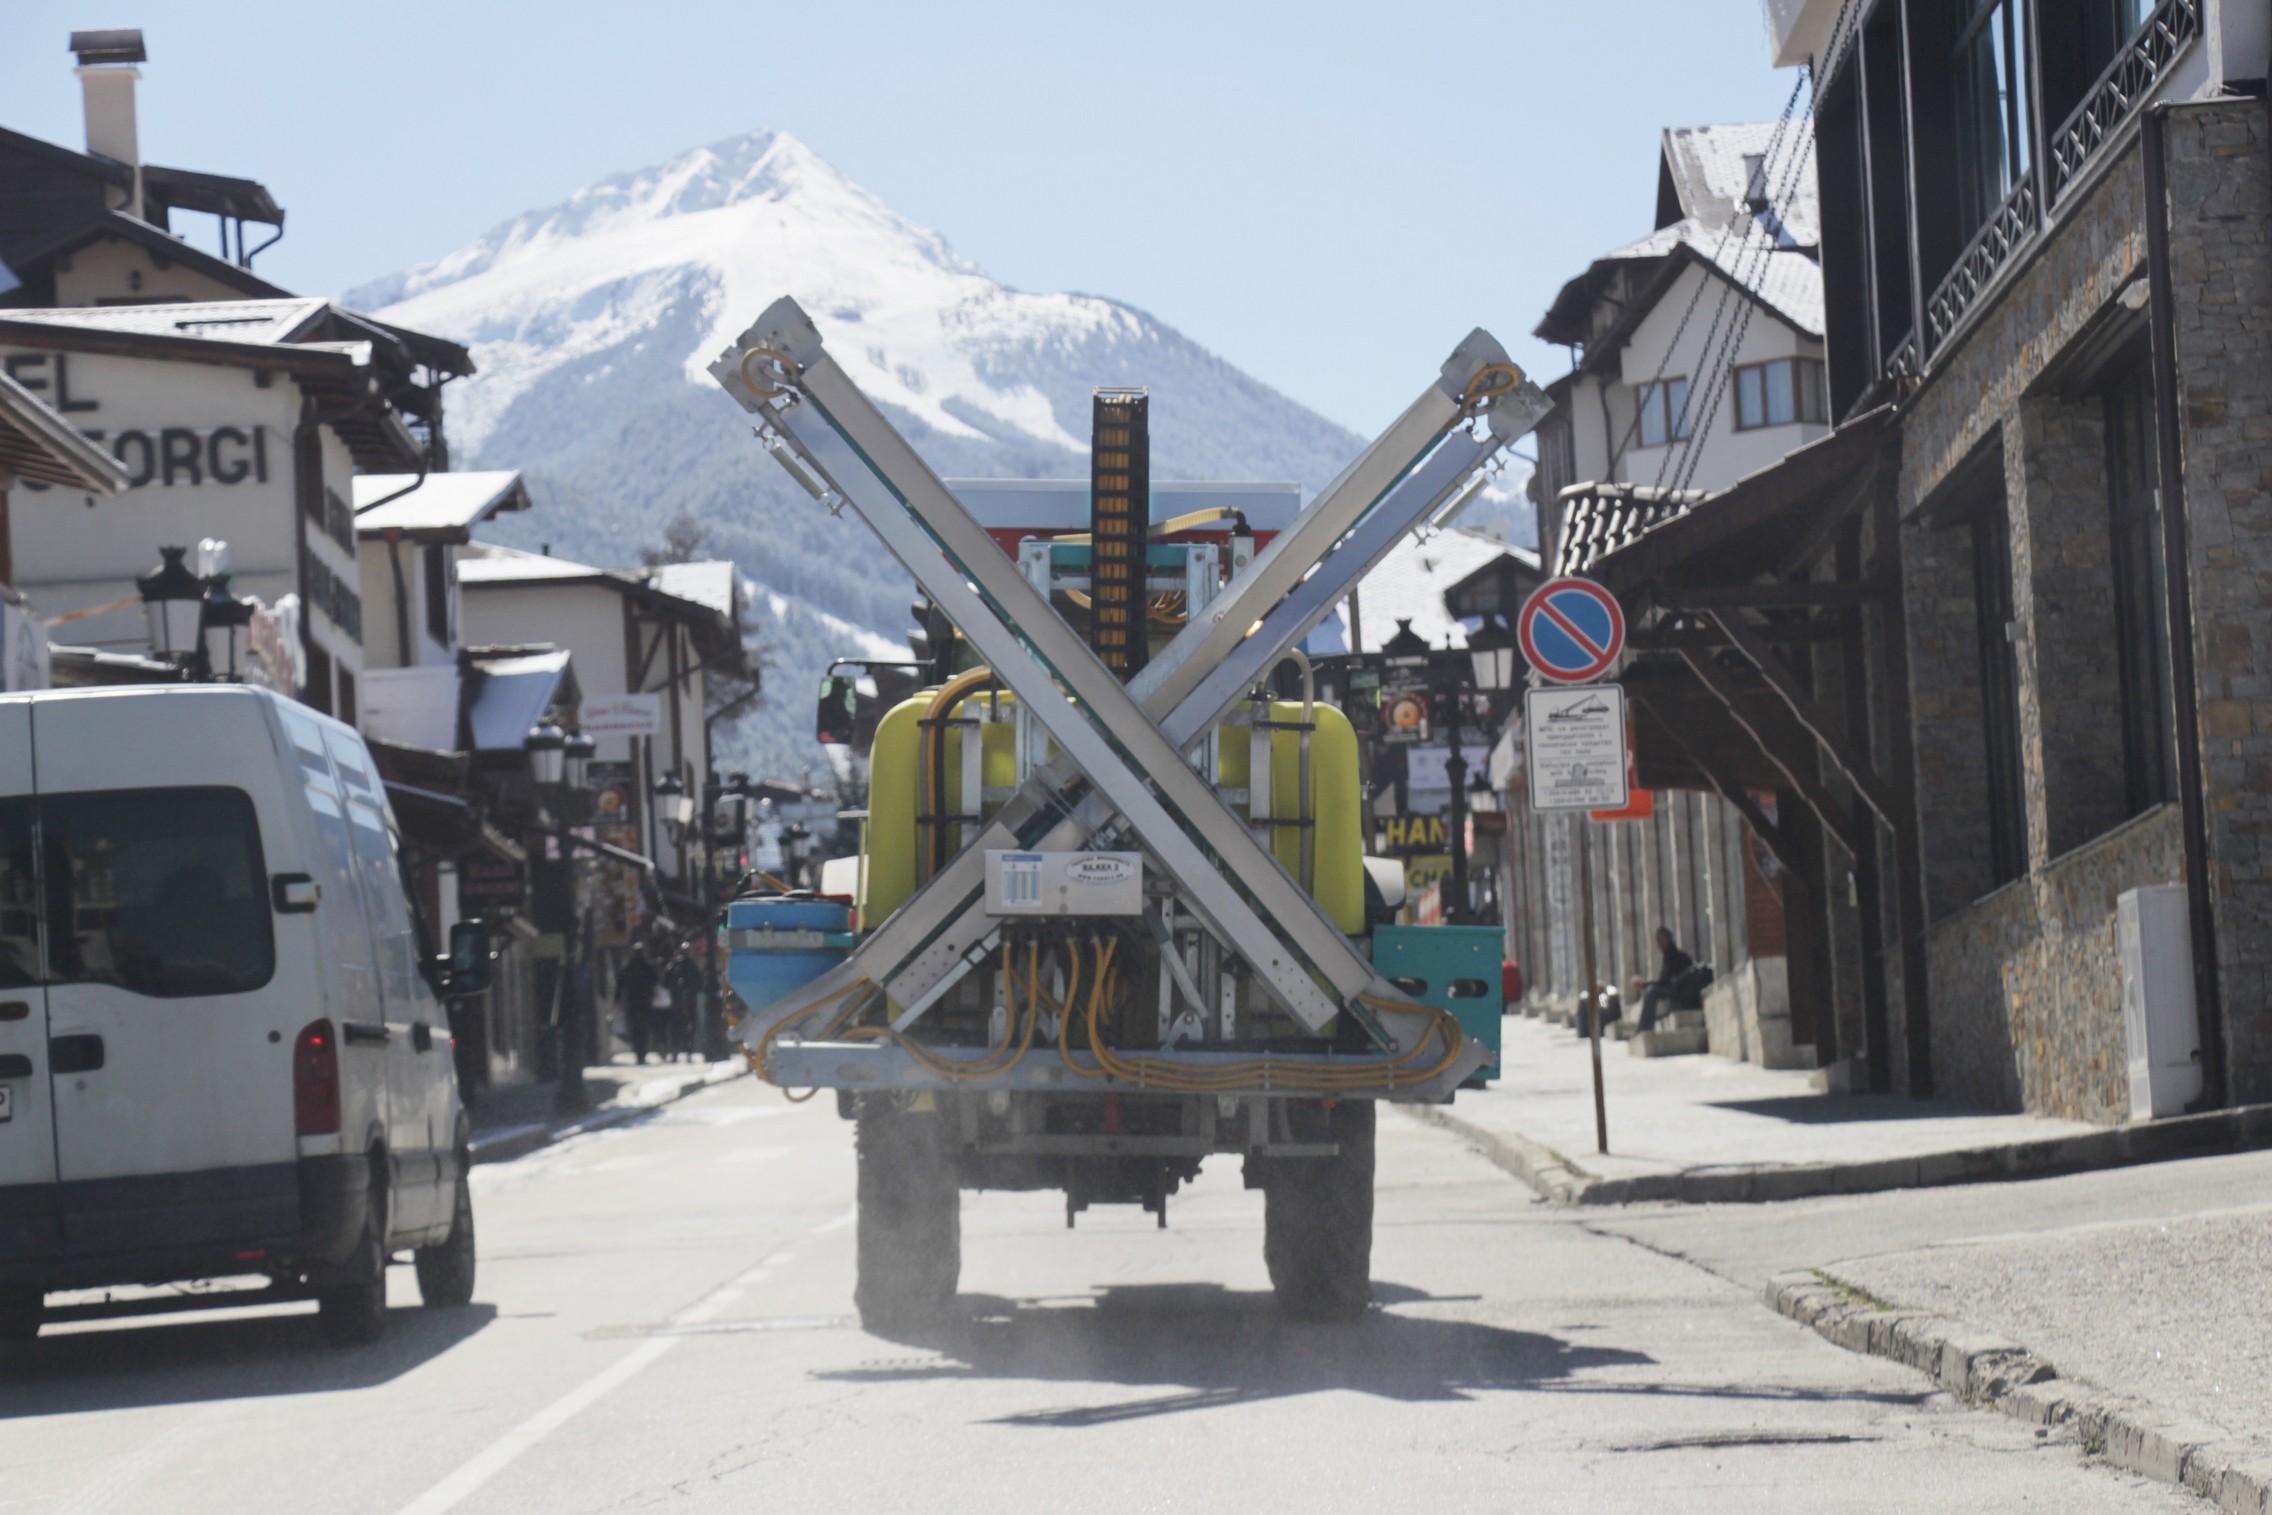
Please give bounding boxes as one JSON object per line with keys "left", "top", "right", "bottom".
{"left": 1770, "top": 457, "right": 1880, "bottom": 580}
{"left": 1676, "top": 644, "right": 1868, "bottom": 858}
{"left": 1870, "top": 451, "right": 1936, "bottom": 1097}
{"left": 1704, "top": 608, "right": 1902, "bottom": 829}
{"left": 1633, "top": 694, "right": 1806, "bottom": 879}
{"left": 1662, "top": 580, "right": 1886, "bottom": 612}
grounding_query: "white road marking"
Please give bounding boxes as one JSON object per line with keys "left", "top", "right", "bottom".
{"left": 387, "top": 1212, "right": 838, "bottom": 1515}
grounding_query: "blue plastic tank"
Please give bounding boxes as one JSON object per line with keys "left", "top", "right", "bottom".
{"left": 724, "top": 897, "right": 856, "bottom": 1018}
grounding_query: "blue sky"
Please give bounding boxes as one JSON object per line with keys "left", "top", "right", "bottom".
{"left": 5, "top": 1, "right": 1802, "bottom": 435}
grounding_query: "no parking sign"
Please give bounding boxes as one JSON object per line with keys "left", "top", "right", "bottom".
{"left": 1516, "top": 576, "right": 1626, "bottom": 685}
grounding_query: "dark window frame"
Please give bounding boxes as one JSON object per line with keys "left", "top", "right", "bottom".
{"left": 422, "top": 544, "right": 452, "bottom": 648}
{"left": 2103, "top": 359, "right": 2176, "bottom": 815}
{"left": 1635, "top": 375, "right": 1693, "bottom": 449}
{"left": 1731, "top": 357, "right": 1830, "bottom": 431}
{"left": 1968, "top": 498, "right": 2029, "bottom": 887}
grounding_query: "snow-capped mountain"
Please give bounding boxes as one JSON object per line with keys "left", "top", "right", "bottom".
{"left": 344, "top": 129, "right": 1520, "bottom": 778}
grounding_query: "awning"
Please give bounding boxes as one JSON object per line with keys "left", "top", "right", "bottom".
{"left": 1562, "top": 406, "right": 1896, "bottom": 600}
{"left": 466, "top": 648, "right": 575, "bottom": 751}
{"left": 0, "top": 368, "right": 129, "bottom": 493}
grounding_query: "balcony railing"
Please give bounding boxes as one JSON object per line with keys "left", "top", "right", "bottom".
{"left": 1882, "top": 332, "right": 1920, "bottom": 388}
{"left": 2047, "top": 0, "right": 2201, "bottom": 206}
{"left": 1924, "top": 175, "right": 2041, "bottom": 352}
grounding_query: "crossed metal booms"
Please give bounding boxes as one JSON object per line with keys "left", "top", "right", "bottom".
{"left": 710, "top": 296, "right": 1548, "bottom": 1101}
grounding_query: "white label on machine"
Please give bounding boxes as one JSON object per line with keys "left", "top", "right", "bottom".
{"left": 985, "top": 851, "right": 1144, "bottom": 916}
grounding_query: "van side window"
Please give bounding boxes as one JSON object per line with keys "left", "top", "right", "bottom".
{"left": 41, "top": 788, "right": 274, "bottom": 998}
{"left": 0, "top": 799, "right": 36, "bottom": 988}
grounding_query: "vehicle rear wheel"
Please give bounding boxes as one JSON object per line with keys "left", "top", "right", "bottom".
{"left": 1263, "top": 1098, "right": 1375, "bottom": 1323}
{"left": 854, "top": 1097, "right": 960, "bottom": 1335}
{"left": 318, "top": 1159, "right": 389, "bottom": 1347}
{"left": 0, "top": 1287, "right": 42, "bottom": 1344}
{"left": 415, "top": 1168, "right": 477, "bottom": 1308}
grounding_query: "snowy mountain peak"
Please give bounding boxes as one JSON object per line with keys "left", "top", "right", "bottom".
{"left": 340, "top": 129, "right": 1388, "bottom": 775}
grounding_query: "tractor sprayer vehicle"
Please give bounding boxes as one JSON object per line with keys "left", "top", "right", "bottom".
{"left": 709, "top": 297, "right": 1549, "bottom": 1328}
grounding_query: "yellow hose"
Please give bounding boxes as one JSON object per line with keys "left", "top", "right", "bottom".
{"left": 919, "top": 666, "right": 994, "bottom": 878}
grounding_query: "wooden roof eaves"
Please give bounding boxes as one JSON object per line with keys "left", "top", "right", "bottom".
{"left": 1584, "top": 406, "right": 1896, "bottom": 601}
{"left": 0, "top": 209, "right": 293, "bottom": 303}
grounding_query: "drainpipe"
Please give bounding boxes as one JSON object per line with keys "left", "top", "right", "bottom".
{"left": 2142, "top": 104, "right": 2228, "bottom": 1110}
{"left": 385, "top": 533, "right": 413, "bottom": 667}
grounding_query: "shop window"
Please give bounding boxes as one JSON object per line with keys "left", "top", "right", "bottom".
{"left": 1733, "top": 358, "right": 1829, "bottom": 431}
{"left": 1970, "top": 502, "right": 2028, "bottom": 885}
{"left": 1953, "top": 0, "right": 2033, "bottom": 239}
{"left": 1635, "top": 377, "right": 1692, "bottom": 448}
{"left": 2104, "top": 362, "right": 2176, "bottom": 814}
{"left": 337, "top": 667, "right": 358, "bottom": 728}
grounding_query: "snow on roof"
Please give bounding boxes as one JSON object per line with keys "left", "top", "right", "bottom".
{"left": 0, "top": 297, "right": 334, "bottom": 346}
{"left": 458, "top": 541, "right": 739, "bottom": 628}
{"left": 1335, "top": 527, "right": 1524, "bottom": 654}
{"left": 1660, "top": 121, "right": 1819, "bottom": 248}
{"left": 456, "top": 540, "right": 605, "bottom": 584}
{"left": 353, "top": 470, "right": 530, "bottom": 540}
{"left": 642, "top": 560, "right": 736, "bottom": 619}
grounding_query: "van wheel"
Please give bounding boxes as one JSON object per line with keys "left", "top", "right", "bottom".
{"left": 415, "top": 1171, "right": 477, "bottom": 1308}
{"left": 318, "top": 1162, "right": 389, "bottom": 1347}
{"left": 0, "top": 1287, "right": 41, "bottom": 1344}
{"left": 854, "top": 1098, "right": 960, "bottom": 1335}
{"left": 1263, "top": 1099, "right": 1375, "bottom": 1323}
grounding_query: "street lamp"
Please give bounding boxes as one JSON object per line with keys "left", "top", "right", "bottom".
{"left": 1466, "top": 615, "right": 1520, "bottom": 695}
{"left": 654, "top": 770, "right": 695, "bottom": 832}
{"left": 563, "top": 730, "right": 596, "bottom": 792}
{"left": 198, "top": 573, "right": 256, "bottom": 681}
{"left": 136, "top": 546, "right": 204, "bottom": 664}
{"left": 524, "top": 723, "right": 566, "bottom": 787}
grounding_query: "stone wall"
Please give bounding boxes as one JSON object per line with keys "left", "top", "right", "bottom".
{"left": 1926, "top": 805, "right": 2182, "bottom": 1119}
{"left": 1892, "top": 100, "right": 2272, "bottom": 1116}
{"left": 2165, "top": 100, "right": 2272, "bottom": 1103}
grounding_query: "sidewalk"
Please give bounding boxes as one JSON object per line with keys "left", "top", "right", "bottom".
{"left": 1420, "top": 1013, "right": 2272, "bottom": 1204}
{"left": 467, "top": 1057, "right": 749, "bottom": 1164}
{"left": 1759, "top": 1171, "right": 2272, "bottom": 1513}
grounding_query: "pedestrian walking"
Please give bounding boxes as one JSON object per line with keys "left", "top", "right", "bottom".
{"left": 665, "top": 941, "right": 705, "bottom": 1061}
{"left": 619, "top": 942, "right": 660, "bottom": 1064}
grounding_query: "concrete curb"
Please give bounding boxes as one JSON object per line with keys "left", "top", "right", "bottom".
{"left": 469, "top": 1061, "right": 750, "bottom": 1167}
{"left": 1408, "top": 1097, "right": 2272, "bottom": 1207}
{"left": 1766, "top": 1271, "right": 2272, "bottom": 1513}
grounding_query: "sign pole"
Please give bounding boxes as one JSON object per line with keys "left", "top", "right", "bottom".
{"left": 1578, "top": 815, "right": 1608, "bottom": 1155}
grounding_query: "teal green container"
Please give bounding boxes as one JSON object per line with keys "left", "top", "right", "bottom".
{"left": 1372, "top": 924, "right": 1505, "bottom": 1086}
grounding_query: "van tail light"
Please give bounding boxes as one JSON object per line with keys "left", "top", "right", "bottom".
{"left": 294, "top": 1018, "right": 341, "bottom": 1137}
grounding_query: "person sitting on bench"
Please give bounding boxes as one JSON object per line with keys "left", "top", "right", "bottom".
{"left": 1636, "top": 926, "right": 1695, "bottom": 1033}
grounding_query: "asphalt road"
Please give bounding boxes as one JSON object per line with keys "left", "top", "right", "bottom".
{"left": 0, "top": 1080, "right": 2203, "bottom": 1514}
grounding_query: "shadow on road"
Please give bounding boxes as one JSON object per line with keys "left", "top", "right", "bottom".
{"left": 819, "top": 1281, "right": 1935, "bottom": 1427}
{"left": 1706, "top": 1095, "right": 1996, "bottom": 1126}
{"left": 819, "top": 1279, "right": 1648, "bottom": 1422}
{"left": 0, "top": 1302, "right": 496, "bottom": 1419}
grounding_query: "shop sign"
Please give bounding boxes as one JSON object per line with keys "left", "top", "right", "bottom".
{"left": 459, "top": 855, "right": 526, "bottom": 913}
{"left": 582, "top": 693, "right": 662, "bottom": 737}
{"left": 1379, "top": 814, "right": 1447, "bottom": 856}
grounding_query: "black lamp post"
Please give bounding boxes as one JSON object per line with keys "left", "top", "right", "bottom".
{"left": 136, "top": 546, "right": 204, "bottom": 667}
{"left": 563, "top": 730, "right": 596, "bottom": 794}
{"left": 524, "top": 722, "right": 566, "bottom": 787}
{"left": 198, "top": 573, "right": 256, "bottom": 681}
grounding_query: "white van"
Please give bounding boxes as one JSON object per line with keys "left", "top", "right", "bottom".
{"left": 0, "top": 685, "right": 491, "bottom": 1346}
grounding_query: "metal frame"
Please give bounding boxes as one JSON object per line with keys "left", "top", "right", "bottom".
{"left": 709, "top": 296, "right": 1545, "bottom": 1096}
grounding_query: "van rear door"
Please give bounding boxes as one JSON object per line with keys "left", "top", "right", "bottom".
{"left": 0, "top": 701, "right": 57, "bottom": 1258}
{"left": 37, "top": 692, "right": 303, "bottom": 1255}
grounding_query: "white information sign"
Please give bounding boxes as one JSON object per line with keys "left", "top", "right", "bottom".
{"left": 1524, "top": 684, "right": 1630, "bottom": 813}
{"left": 580, "top": 693, "right": 663, "bottom": 737}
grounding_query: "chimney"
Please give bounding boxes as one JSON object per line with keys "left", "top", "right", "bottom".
{"left": 69, "top": 29, "right": 147, "bottom": 220}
